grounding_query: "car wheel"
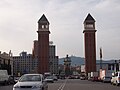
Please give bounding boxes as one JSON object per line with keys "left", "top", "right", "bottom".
{"left": 3, "top": 81, "right": 7, "bottom": 85}
{"left": 116, "top": 81, "right": 119, "bottom": 86}
{"left": 102, "top": 80, "right": 105, "bottom": 83}
{"left": 42, "top": 87, "right": 44, "bottom": 90}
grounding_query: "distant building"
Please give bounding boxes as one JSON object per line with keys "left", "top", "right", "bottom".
{"left": 32, "top": 40, "right": 39, "bottom": 58}
{"left": 0, "top": 51, "right": 13, "bottom": 75}
{"left": 32, "top": 41, "right": 59, "bottom": 75}
{"left": 49, "top": 42, "right": 59, "bottom": 75}
{"left": 13, "top": 52, "right": 38, "bottom": 76}
{"left": 81, "top": 62, "right": 119, "bottom": 73}
{"left": 83, "top": 13, "right": 97, "bottom": 74}
{"left": 113, "top": 60, "right": 120, "bottom": 72}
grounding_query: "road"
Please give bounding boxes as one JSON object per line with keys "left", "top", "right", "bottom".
{"left": 0, "top": 79, "right": 120, "bottom": 90}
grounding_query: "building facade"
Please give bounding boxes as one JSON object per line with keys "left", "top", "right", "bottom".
{"left": 0, "top": 51, "right": 13, "bottom": 75}
{"left": 37, "top": 14, "right": 50, "bottom": 74}
{"left": 13, "top": 52, "right": 38, "bottom": 76}
{"left": 49, "top": 42, "right": 59, "bottom": 75}
{"left": 83, "top": 13, "right": 97, "bottom": 74}
{"left": 32, "top": 40, "right": 59, "bottom": 75}
{"left": 81, "top": 62, "right": 119, "bottom": 73}
{"left": 33, "top": 40, "right": 39, "bottom": 58}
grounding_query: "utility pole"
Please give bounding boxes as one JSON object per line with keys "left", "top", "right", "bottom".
{"left": 115, "top": 60, "right": 117, "bottom": 72}
{"left": 100, "top": 47, "right": 102, "bottom": 69}
{"left": 119, "top": 59, "right": 120, "bottom": 71}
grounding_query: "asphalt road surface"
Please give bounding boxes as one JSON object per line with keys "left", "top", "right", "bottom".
{"left": 0, "top": 79, "right": 120, "bottom": 90}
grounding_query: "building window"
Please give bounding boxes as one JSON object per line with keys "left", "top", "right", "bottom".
{"left": 108, "top": 64, "right": 111, "bottom": 70}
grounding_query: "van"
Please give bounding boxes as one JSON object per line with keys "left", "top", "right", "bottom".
{"left": 0, "top": 70, "right": 9, "bottom": 85}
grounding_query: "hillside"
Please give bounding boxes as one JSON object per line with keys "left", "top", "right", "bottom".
{"left": 59, "top": 56, "right": 116, "bottom": 66}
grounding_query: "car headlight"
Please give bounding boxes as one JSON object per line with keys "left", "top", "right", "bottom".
{"left": 13, "top": 85, "right": 20, "bottom": 88}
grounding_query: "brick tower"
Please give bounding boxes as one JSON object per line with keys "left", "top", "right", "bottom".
{"left": 37, "top": 14, "right": 50, "bottom": 74}
{"left": 83, "top": 13, "right": 97, "bottom": 74}
{"left": 64, "top": 55, "right": 71, "bottom": 77}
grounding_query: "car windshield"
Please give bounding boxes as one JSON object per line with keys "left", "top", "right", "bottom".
{"left": 19, "top": 75, "right": 41, "bottom": 82}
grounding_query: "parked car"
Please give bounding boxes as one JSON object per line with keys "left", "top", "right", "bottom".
{"left": 7, "top": 76, "right": 15, "bottom": 84}
{"left": 90, "top": 72, "right": 99, "bottom": 81}
{"left": 68, "top": 75, "right": 80, "bottom": 79}
{"left": 80, "top": 76, "right": 86, "bottom": 80}
{"left": 80, "top": 74, "right": 86, "bottom": 80}
{"left": 102, "top": 76, "right": 111, "bottom": 83}
{"left": 44, "top": 76, "right": 54, "bottom": 83}
{"left": 13, "top": 74, "right": 48, "bottom": 90}
{"left": 111, "top": 71, "right": 120, "bottom": 86}
{"left": 52, "top": 75, "right": 58, "bottom": 81}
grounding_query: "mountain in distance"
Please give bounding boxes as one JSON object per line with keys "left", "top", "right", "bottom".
{"left": 59, "top": 56, "right": 116, "bottom": 66}
{"left": 59, "top": 56, "right": 85, "bottom": 66}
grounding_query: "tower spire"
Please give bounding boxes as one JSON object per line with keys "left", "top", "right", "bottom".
{"left": 38, "top": 14, "right": 49, "bottom": 24}
{"left": 84, "top": 13, "right": 95, "bottom": 23}
{"left": 83, "top": 13, "right": 96, "bottom": 31}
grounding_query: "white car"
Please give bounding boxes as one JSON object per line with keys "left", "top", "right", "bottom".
{"left": 44, "top": 76, "right": 54, "bottom": 83}
{"left": 13, "top": 74, "right": 48, "bottom": 90}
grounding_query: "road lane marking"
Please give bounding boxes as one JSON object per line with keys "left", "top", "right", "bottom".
{"left": 58, "top": 79, "right": 67, "bottom": 90}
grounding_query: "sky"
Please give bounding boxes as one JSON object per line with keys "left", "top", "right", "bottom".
{"left": 0, "top": 0, "right": 120, "bottom": 60}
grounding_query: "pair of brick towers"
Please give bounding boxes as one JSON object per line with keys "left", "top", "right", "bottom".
{"left": 36, "top": 14, "right": 97, "bottom": 74}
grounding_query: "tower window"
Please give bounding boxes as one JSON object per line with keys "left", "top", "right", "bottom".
{"left": 42, "top": 25, "right": 44, "bottom": 29}
{"left": 46, "top": 25, "right": 48, "bottom": 28}
{"left": 86, "top": 24, "right": 93, "bottom": 28}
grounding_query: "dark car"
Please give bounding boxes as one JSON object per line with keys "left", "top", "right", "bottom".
{"left": 7, "top": 76, "right": 15, "bottom": 84}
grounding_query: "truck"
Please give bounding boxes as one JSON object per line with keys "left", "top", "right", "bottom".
{"left": 90, "top": 72, "right": 99, "bottom": 81}
{"left": 99, "top": 69, "right": 113, "bottom": 82}
{"left": 0, "top": 70, "right": 9, "bottom": 85}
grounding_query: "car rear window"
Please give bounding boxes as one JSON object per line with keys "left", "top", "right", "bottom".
{"left": 19, "top": 75, "right": 41, "bottom": 82}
